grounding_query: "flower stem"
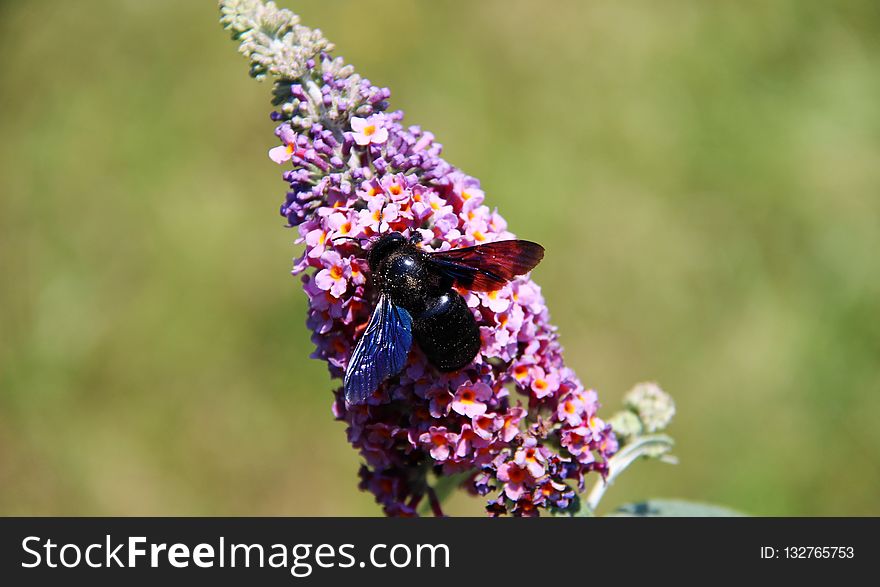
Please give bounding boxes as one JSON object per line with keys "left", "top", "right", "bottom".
{"left": 585, "top": 434, "right": 676, "bottom": 513}
{"left": 426, "top": 486, "right": 445, "bottom": 517}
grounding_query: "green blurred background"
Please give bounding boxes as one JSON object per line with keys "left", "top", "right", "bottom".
{"left": 1, "top": 0, "right": 878, "bottom": 516}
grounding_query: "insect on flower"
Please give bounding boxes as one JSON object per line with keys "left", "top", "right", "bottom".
{"left": 220, "top": 0, "right": 619, "bottom": 516}
{"left": 342, "top": 230, "right": 544, "bottom": 405}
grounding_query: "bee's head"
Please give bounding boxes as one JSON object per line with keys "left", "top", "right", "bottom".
{"left": 367, "top": 231, "right": 407, "bottom": 271}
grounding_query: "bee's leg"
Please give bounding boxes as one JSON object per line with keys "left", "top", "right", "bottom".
{"left": 408, "top": 230, "right": 424, "bottom": 245}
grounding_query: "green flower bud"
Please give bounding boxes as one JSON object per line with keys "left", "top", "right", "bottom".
{"left": 624, "top": 382, "right": 675, "bottom": 433}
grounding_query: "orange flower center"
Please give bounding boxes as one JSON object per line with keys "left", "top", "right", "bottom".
{"left": 330, "top": 265, "right": 344, "bottom": 280}
{"left": 507, "top": 466, "right": 526, "bottom": 483}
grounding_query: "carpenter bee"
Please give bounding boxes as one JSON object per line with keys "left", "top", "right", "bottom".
{"left": 342, "top": 231, "right": 544, "bottom": 405}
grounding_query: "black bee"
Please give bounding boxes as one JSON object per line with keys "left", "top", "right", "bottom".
{"left": 343, "top": 231, "right": 544, "bottom": 405}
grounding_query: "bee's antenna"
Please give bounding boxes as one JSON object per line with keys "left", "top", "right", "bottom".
{"left": 378, "top": 197, "right": 390, "bottom": 224}
{"left": 331, "top": 236, "right": 369, "bottom": 247}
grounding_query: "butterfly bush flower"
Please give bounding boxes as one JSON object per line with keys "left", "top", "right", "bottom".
{"left": 350, "top": 114, "right": 389, "bottom": 146}
{"left": 221, "top": 0, "right": 617, "bottom": 516}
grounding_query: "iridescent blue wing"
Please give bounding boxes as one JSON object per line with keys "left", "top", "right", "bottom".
{"left": 343, "top": 294, "right": 414, "bottom": 405}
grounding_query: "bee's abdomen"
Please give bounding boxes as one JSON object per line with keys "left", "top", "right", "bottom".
{"left": 413, "top": 291, "right": 481, "bottom": 372}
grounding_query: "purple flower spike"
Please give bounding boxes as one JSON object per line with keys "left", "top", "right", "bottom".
{"left": 221, "top": 0, "right": 617, "bottom": 516}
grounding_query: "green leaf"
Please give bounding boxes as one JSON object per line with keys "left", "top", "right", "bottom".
{"left": 608, "top": 499, "right": 746, "bottom": 517}
{"left": 417, "top": 471, "right": 472, "bottom": 516}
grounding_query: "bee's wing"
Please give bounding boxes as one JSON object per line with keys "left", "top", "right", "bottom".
{"left": 426, "top": 240, "right": 544, "bottom": 292}
{"left": 343, "top": 294, "right": 414, "bottom": 405}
